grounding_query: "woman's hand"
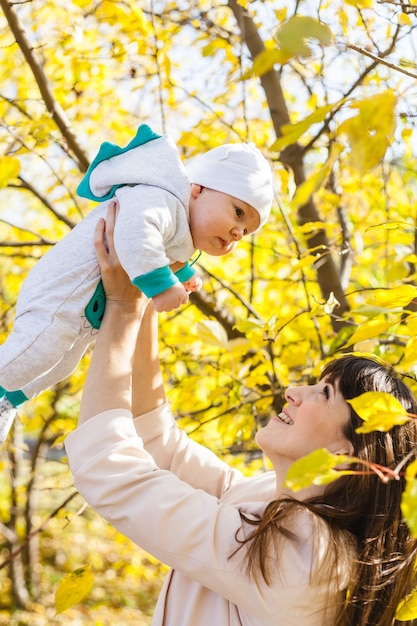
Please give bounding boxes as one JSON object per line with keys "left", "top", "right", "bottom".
{"left": 94, "top": 201, "right": 144, "bottom": 308}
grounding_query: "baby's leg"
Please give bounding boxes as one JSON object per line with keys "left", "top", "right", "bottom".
{"left": 19, "top": 331, "right": 93, "bottom": 400}
{"left": 0, "top": 309, "right": 86, "bottom": 391}
{"left": 0, "top": 312, "right": 93, "bottom": 443}
{"left": 0, "top": 401, "right": 17, "bottom": 443}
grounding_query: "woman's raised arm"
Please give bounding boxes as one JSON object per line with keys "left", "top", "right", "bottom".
{"left": 131, "top": 301, "right": 166, "bottom": 417}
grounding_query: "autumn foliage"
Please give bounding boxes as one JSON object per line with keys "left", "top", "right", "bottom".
{"left": 0, "top": 0, "right": 417, "bottom": 622}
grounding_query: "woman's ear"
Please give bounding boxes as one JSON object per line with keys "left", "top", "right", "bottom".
{"left": 190, "top": 183, "right": 203, "bottom": 198}
{"left": 333, "top": 440, "right": 355, "bottom": 469}
{"left": 337, "top": 440, "right": 354, "bottom": 456}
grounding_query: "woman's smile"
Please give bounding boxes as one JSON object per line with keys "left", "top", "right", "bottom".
{"left": 274, "top": 411, "right": 294, "bottom": 425}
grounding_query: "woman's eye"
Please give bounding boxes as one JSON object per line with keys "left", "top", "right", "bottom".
{"left": 322, "top": 384, "right": 330, "bottom": 399}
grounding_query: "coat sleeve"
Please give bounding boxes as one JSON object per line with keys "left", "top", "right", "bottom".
{"left": 65, "top": 410, "right": 334, "bottom": 619}
{"left": 132, "top": 401, "right": 246, "bottom": 497}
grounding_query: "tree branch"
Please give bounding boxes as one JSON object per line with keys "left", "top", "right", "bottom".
{"left": 346, "top": 42, "right": 417, "bottom": 80}
{"left": 189, "top": 289, "right": 245, "bottom": 339}
{"left": 12, "top": 177, "right": 77, "bottom": 230}
{"left": 227, "top": 0, "right": 350, "bottom": 331}
{"left": 0, "top": 0, "right": 90, "bottom": 172}
{"left": 0, "top": 491, "right": 78, "bottom": 571}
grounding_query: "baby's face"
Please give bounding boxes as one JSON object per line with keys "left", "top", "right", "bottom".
{"left": 188, "top": 186, "right": 260, "bottom": 256}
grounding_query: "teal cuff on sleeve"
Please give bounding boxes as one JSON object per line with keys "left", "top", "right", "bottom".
{"left": 174, "top": 262, "right": 195, "bottom": 283}
{"left": 5, "top": 389, "right": 28, "bottom": 407}
{"left": 133, "top": 266, "right": 178, "bottom": 298}
{"left": 0, "top": 386, "right": 28, "bottom": 406}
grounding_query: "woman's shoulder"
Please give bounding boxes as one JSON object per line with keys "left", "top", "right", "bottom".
{"left": 222, "top": 470, "right": 277, "bottom": 505}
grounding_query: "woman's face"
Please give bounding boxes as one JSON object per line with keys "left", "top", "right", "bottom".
{"left": 256, "top": 378, "right": 354, "bottom": 473}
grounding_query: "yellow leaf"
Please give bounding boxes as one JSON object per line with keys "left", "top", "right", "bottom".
{"left": 228, "top": 337, "right": 250, "bottom": 355}
{"left": 290, "top": 143, "right": 343, "bottom": 210}
{"left": 398, "top": 12, "right": 411, "bottom": 26}
{"left": 271, "top": 101, "right": 340, "bottom": 152}
{"left": 339, "top": 91, "right": 397, "bottom": 173}
{"left": 396, "top": 585, "right": 417, "bottom": 621}
{"left": 347, "top": 391, "right": 410, "bottom": 433}
{"left": 242, "top": 48, "right": 289, "bottom": 80}
{"left": 234, "top": 318, "right": 266, "bottom": 336}
{"left": 0, "top": 156, "right": 20, "bottom": 188}
{"left": 196, "top": 320, "right": 230, "bottom": 350}
{"left": 368, "top": 285, "right": 417, "bottom": 308}
{"left": 55, "top": 564, "right": 94, "bottom": 614}
{"left": 296, "top": 221, "right": 328, "bottom": 235}
{"left": 285, "top": 448, "right": 355, "bottom": 492}
{"left": 126, "top": 0, "right": 150, "bottom": 34}
{"left": 347, "top": 319, "right": 392, "bottom": 346}
{"left": 404, "top": 337, "right": 417, "bottom": 367}
{"left": 290, "top": 254, "right": 317, "bottom": 274}
{"left": 401, "top": 459, "right": 417, "bottom": 539}
{"left": 345, "top": 0, "right": 374, "bottom": 7}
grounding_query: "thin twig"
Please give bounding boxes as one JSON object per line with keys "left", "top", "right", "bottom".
{"left": 346, "top": 43, "right": 417, "bottom": 80}
{"left": 0, "top": 491, "right": 78, "bottom": 570}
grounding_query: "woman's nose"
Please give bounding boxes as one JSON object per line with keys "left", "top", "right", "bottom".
{"left": 285, "top": 386, "right": 303, "bottom": 405}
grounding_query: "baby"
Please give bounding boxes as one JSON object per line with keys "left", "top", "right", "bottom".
{"left": 0, "top": 124, "right": 273, "bottom": 442}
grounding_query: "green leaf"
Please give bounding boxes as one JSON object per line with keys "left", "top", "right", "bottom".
{"left": 284, "top": 448, "right": 356, "bottom": 492}
{"left": 277, "top": 16, "right": 333, "bottom": 58}
{"left": 243, "top": 16, "right": 333, "bottom": 80}
{"left": 347, "top": 392, "right": 410, "bottom": 434}
{"left": 401, "top": 459, "right": 417, "bottom": 538}
{"left": 55, "top": 564, "right": 94, "bottom": 614}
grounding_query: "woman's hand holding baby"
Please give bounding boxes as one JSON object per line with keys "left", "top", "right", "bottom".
{"left": 95, "top": 201, "right": 146, "bottom": 313}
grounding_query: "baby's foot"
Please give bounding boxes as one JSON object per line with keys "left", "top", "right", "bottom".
{"left": 0, "top": 398, "right": 17, "bottom": 444}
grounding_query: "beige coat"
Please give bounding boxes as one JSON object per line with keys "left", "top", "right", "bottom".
{"left": 65, "top": 402, "right": 349, "bottom": 625}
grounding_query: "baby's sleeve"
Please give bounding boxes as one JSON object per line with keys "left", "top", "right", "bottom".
{"left": 113, "top": 184, "right": 181, "bottom": 294}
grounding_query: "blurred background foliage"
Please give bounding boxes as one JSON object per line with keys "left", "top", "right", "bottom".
{"left": 0, "top": 0, "right": 417, "bottom": 622}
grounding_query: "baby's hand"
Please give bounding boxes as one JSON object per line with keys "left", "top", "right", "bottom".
{"left": 182, "top": 273, "right": 202, "bottom": 293}
{"left": 152, "top": 283, "right": 189, "bottom": 313}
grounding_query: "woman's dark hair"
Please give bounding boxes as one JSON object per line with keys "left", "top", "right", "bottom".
{"left": 320, "top": 356, "right": 417, "bottom": 625}
{"left": 238, "top": 356, "right": 417, "bottom": 626}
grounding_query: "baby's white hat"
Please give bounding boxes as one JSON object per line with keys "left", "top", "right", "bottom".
{"left": 185, "top": 143, "right": 273, "bottom": 231}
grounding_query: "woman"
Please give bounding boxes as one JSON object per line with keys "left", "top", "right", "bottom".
{"left": 65, "top": 204, "right": 417, "bottom": 626}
